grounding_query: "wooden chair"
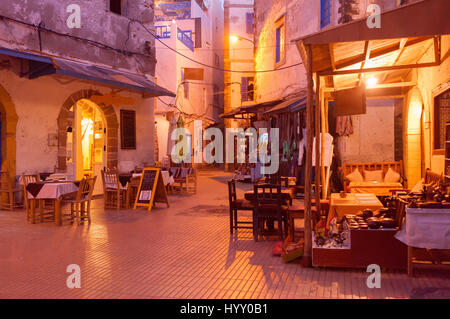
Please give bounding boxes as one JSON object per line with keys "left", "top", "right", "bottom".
{"left": 126, "top": 176, "right": 141, "bottom": 209}
{"left": 101, "top": 170, "right": 126, "bottom": 209}
{"left": 172, "top": 167, "right": 196, "bottom": 193}
{"left": 395, "top": 197, "right": 408, "bottom": 230}
{"left": 185, "top": 168, "right": 197, "bottom": 194}
{"left": 21, "top": 174, "right": 39, "bottom": 222}
{"left": 227, "top": 179, "right": 253, "bottom": 234}
{"left": 288, "top": 199, "right": 330, "bottom": 241}
{"left": 62, "top": 176, "right": 96, "bottom": 224}
{"left": 0, "top": 171, "right": 23, "bottom": 210}
{"left": 252, "top": 184, "right": 288, "bottom": 241}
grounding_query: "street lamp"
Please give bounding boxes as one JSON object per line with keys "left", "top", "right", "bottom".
{"left": 230, "top": 35, "right": 255, "bottom": 45}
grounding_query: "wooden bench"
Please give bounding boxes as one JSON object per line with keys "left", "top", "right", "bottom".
{"left": 343, "top": 160, "right": 405, "bottom": 193}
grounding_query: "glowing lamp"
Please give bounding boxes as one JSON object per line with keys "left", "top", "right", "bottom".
{"left": 367, "top": 77, "right": 377, "bottom": 88}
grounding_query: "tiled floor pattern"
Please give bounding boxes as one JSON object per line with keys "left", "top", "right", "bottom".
{"left": 0, "top": 169, "right": 449, "bottom": 299}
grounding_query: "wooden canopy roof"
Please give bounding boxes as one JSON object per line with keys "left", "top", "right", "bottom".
{"left": 294, "top": 0, "right": 450, "bottom": 90}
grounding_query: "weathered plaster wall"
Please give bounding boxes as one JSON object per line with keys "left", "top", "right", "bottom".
{"left": 253, "top": 0, "right": 310, "bottom": 102}
{"left": 0, "top": 0, "right": 156, "bottom": 75}
{"left": 0, "top": 68, "right": 155, "bottom": 176}
{"left": 337, "top": 99, "right": 396, "bottom": 164}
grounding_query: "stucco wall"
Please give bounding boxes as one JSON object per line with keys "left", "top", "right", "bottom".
{"left": 337, "top": 99, "right": 396, "bottom": 164}
{"left": 154, "top": 0, "right": 224, "bottom": 162}
{"left": 0, "top": 68, "right": 155, "bottom": 176}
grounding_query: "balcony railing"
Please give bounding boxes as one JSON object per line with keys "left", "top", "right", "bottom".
{"left": 177, "top": 28, "right": 194, "bottom": 52}
{"left": 156, "top": 25, "right": 171, "bottom": 39}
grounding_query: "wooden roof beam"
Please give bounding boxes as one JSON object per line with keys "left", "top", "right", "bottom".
{"left": 319, "top": 61, "right": 439, "bottom": 76}
{"left": 358, "top": 41, "right": 371, "bottom": 85}
{"left": 330, "top": 36, "right": 433, "bottom": 72}
{"left": 379, "top": 38, "right": 408, "bottom": 83}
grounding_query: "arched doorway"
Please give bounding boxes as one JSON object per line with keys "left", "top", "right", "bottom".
{"left": 58, "top": 90, "right": 119, "bottom": 193}
{"left": 0, "top": 84, "right": 18, "bottom": 183}
{"left": 405, "top": 87, "right": 424, "bottom": 188}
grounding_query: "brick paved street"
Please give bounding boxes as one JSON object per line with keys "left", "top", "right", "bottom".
{"left": 0, "top": 169, "right": 449, "bottom": 299}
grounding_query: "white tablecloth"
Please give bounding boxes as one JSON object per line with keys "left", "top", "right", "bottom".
{"left": 27, "top": 182, "right": 79, "bottom": 200}
{"left": 395, "top": 207, "right": 450, "bottom": 249}
{"left": 161, "top": 170, "right": 174, "bottom": 186}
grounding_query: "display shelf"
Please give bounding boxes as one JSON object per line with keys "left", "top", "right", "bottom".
{"left": 312, "top": 229, "right": 407, "bottom": 270}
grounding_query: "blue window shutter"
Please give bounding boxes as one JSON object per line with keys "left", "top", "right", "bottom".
{"left": 321, "top": 0, "right": 331, "bottom": 29}
{"left": 275, "top": 28, "right": 281, "bottom": 63}
{"left": 246, "top": 13, "right": 253, "bottom": 34}
{"left": 241, "top": 77, "right": 248, "bottom": 102}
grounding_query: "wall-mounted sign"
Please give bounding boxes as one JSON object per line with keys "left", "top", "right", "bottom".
{"left": 333, "top": 86, "right": 366, "bottom": 116}
{"left": 91, "top": 93, "right": 134, "bottom": 106}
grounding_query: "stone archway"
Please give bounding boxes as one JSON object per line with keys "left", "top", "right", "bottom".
{"left": 405, "top": 87, "right": 424, "bottom": 188}
{"left": 0, "top": 84, "right": 18, "bottom": 181}
{"left": 57, "top": 89, "right": 119, "bottom": 171}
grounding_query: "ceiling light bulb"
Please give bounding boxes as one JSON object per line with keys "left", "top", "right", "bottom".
{"left": 367, "top": 77, "right": 377, "bottom": 88}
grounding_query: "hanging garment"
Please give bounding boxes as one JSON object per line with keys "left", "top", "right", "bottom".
{"left": 297, "top": 128, "right": 307, "bottom": 165}
{"left": 282, "top": 140, "right": 290, "bottom": 162}
{"left": 336, "top": 115, "right": 353, "bottom": 136}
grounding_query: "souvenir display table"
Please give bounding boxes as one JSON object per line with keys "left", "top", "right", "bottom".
{"left": 395, "top": 207, "right": 450, "bottom": 276}
{"left": 327, "top": 193, "right": 384, "bottom": 227}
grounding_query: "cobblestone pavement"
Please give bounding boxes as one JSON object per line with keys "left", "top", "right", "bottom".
{"left": 0, "top": 169, "right": 449, "bottom": 299}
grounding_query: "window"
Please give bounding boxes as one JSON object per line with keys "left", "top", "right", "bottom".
{"left": 275, "top": 16, "right": 285, "bottom": 66}
{"left": 110, "top": 0, "right": 122, "bottom": 15}
{"left": 156, "top": 25, "right": 171, "bottom": 39}
{"left": 213, "top": 85, "right": 220, "bottom": 107}
{"left": 215, "top": 53, "right": 220, "bottom": 67}
{"left": 120, "top": 110, "right": 136, "bottom": 149}
{"left": 181, "top": 70, "right": 189, "bottom": 99}
{"left": 320, "top": 0, "right": 332, "bottom": 29}
{"left": 246, "top": 12, "right": 254, "bottom": 34}
{"left": 434, "top": 89, "right": 450, "bottom": 150}
{"left": 241, "top": 77, "right": 254, "bottom": 102}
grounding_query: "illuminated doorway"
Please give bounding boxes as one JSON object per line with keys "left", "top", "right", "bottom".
{"left": 67, "top": 99, "right": 106, "bottom": 195}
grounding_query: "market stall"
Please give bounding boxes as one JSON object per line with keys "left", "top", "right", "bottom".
{"left": 293, "top": 0, "right": 450, "bottom": 269}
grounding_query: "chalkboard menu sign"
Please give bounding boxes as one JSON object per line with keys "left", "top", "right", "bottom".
{"left": 121, "top": 110, "right": 136, "bottom": 149}
{"left": 134, "top": 168, "right": 169, "bottom": 211}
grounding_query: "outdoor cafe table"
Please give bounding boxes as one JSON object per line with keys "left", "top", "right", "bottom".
{"left": 119, "top": 171, "right": 174, "bottom": 188}
{"left": 327, "top": 193, "right": 384, "bottom": 227}
{"left": 26, "top": 181, "right": 79, "bottom": 225}
{"left": 244, "top": 188, "right": 294, "bottom": 203}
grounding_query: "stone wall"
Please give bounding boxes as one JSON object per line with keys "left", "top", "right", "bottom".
{"left": 0, "top": 0, "right": 156, "bottom": 75}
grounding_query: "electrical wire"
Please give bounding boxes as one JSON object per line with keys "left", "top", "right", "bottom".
{"left": 1, "top": 13, "right": 304, "bottom": 74}
{"left": 0, "top": 14, "right": 154, "bottom": 59}
{"left": 131, "top": 19, "right": 304, "bottom": 74}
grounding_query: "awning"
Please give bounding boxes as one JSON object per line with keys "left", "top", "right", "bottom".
{"left": 264, "top": 93, "right": 307, "bottom": 115}
{"left": 0, "top": 47, "right": 176, "bottom": 97}
{"left": 220, "top": 99, "right": 282, "bottom": 119}
{"left": 293, "top": 0, "right": 450, "bottom": 91}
